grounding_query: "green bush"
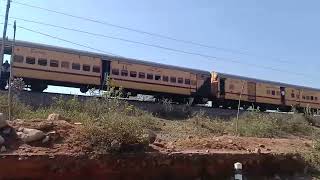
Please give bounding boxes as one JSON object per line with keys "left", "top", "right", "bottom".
{"left": 234, "top": 112, "right": 279, "bottom": 138}
{"left": 233, "top": 112, "right": 313, "bottom": 138}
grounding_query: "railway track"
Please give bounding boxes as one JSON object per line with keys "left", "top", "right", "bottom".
{"left": 0, "top": 90, "right": 310, "bottom": 119}
{"left": 0, "top": 90, "right": 242, "bottom": 118}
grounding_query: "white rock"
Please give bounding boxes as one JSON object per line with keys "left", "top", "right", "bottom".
{"left": 143, "top": 130, "right": 157, "bottom": 144}
{"left": 42, "top": 136, "right": 50, "bottom": 143}
{"left": 20, "top": 128, "right": 45, "bottom": 143}
{"left": 16, "top": 132, "right": 23, "bottom": 138}
{"left": 47, "top": 113, "right": 60, "bottom": 121}
{"left": 74, "top": 122, "right": 82, "bottom": 125}
{"left": 0, "top": 146, "right": 6, "bottom": 152}
{"left": 110, "top": 140, "right": 121, "bottom": 151}
{"left": 0, "top": 113, "right": 8, "bottom": 128}
{"left": 17, "top": 127, "right": 24, "bottom": 132}
{"left": 0, "top": 136, "right": 4, "bottom": 144}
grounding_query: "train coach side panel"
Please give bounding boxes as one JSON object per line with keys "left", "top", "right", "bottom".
{"left": 221, "top": 78, "right": 249, "bottom": 102}
{"left": 299, "top": 89, "right": 320, "bottom": 109}
{"left": 109, "top": 60, "right": 196, "bottom": 96}
{"left": 12, "top": 46, "right": 101, "bottom": 86}
{"left": 255, "top": 82, "right": 282, "bottom": 105}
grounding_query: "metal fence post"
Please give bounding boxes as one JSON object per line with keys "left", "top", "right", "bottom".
{"left": 234, "top": 162, "right": 243, "bottom": 180}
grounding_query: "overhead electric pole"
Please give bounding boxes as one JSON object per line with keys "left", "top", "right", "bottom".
{"left": 0, "top": 0, "right": 11, "bottom": 79}
{"left": 8, "top": 20, "right": 16, "bottom": 121}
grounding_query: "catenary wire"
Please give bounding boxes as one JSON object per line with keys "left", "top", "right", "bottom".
{"left": 10, "top": 0, "right": 293, "bottom": 64}
{"left": 17, "top": 26, "right": 120, "bottom": 56}
{"left": 15, "top": 24, "right": 312, "bottom": 78}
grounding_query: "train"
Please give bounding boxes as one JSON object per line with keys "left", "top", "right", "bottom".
{"left": 0, "top": 39, "right": 319, "bottom": 112}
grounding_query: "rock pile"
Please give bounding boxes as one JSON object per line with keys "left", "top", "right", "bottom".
{"left": 17, "top": 128, "right": 45, "bottom": 143}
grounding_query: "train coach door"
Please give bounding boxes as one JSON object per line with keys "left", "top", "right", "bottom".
{"left": 280, "top": 87, "right": 286, "bottom": 105}
{"left": 247, "top": 82, "right": 256, "bottom": 102}
{"left": 101, "top": 60, "right": 111, "bottom": 89}
{"left": 190, "top": 73, "right": 197, "bottom": 93}
{"left": 219, "top": 78, "right": 225, "bottom": 97}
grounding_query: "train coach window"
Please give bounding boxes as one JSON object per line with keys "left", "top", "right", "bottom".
{"left": 93, "top": 66, "right": 100, "bottom": 73}
{"left": 13, "top": 55, "right": 23, "bottom": 63}
{"left": 147, "top": 73, "right": 153, "bottom": 80}
{"left": 185, "top": 79, "right": 190, "bottom": 85}
{"left": 26, "top": 57, "right": 35, "bottom": 64}
{"left": 138, "top": 72, "right": 145, "bottom": 79}
{"left": 303, "top": 96, "right": 306, "bottom": 100}
{"left": 83, "top": 64, "right": 90, "bottom": 71}
{"left": 72, "top": 63, "right": 81, "bottom": 70}
{"left": 50, "top": 60, "right": 59, "bottom": 67}
{"left": 163, "top": 76, "right": 168, "bottom": 82}
{"left": 170, "top": 77, "right": 176, "bottom": 83}
{"left": 271, "top": 90, "right": 275, "bottom": 96}
{"left": 291, "top": 93, "right": 295, "bottom": 98}
{"left": 316, "top": 97, "right": 318, "bottom": 101}
{"left": 306, "top": 96, "right": 310, "bottom": 100}
{"left": 311, "top": 96, "right": 314, "bottom": 100}
{"left": 121, "top": 70, "right": 128, "bottom": 76}
{"left": 112, "top": 69, "right": 119, "bottom": 75}
{"left": 38, "top": 58, "right": 47, "bottom": 66}
{"left": 130, "top": 71, "right": 137, "bottom": 77}
{"left": 178, "top": 77, "right": 183, "bottom": 84}
{"left": 61, "top": 61, "right": 69, "bottom": 69}
{"left": 267, "top": 90, "right": 270, "bottom": 95}
{"left": 155, "top": 75, "right": 161, "bottom": 80}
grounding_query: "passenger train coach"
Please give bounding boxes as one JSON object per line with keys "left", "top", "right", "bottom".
{"left": 0, "top": 40, "right": 319, "bottom": 112}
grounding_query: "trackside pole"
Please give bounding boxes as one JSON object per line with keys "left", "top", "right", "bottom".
{"left": 0, "top": 0, "right": 11, "bottom": 78}
{"left": 234, "top": 162, "right": 243, "bottom": 180}
{"left": 8, "top": 21, "right": 16, "bottom": 121}
{"left": 236, "top": 81, "right": 245, "bottom": 135}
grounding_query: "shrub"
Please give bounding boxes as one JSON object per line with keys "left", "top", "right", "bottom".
{"left": 234, "top": 112, "right": 279, "bottom": 138}
{"left": 80, "top": 110, "right": 153, "bottom": 153}
{"left": 233, "top": 112, "right": 313, "bottom": 138}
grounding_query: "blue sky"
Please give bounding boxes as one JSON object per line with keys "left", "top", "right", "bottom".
{"left": 1, "top": 0, "right": 319, "bottom": 93}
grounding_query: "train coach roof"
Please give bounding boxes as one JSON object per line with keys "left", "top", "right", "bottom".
{"left": 217, "top": 72, "right": 320, "bottom": 91}
{"left": 1, "top": 39, "right": 210, "bottom": 75}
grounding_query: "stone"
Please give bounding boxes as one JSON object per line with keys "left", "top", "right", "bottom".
{"left": 17, "top": 127, "right": 24, "bottom": 132}
{"left": 153, "top": 142, "right": 165, "bottom": 148}
{"left": 266, "top": 148, "right": 272, "bottom": 151}
{"left": 206, "top": 150, "right": 209, "bottom": 153}
{"left": 0, "top": 146, "right": 6, "bottom": 152}
{"left": 0, "top": 113, "right": 8, "bottom": 128}
{"left": 144, "top": 130, "right": 156, "bottom": 144}
{"left": 20, "top": 128, "right": 45, "bottom": 143}
{"left": 274, "top": 174, "right": 281, "bottom": 180}
{"left": 110, "top": 140, "right": 121, "bottom": 151}
{"left": 187, "top": 135, "right": 193, "bottom": 139}
{"left": 16, "top": 132, "right": 23, "bottom": 139}
{"left": 2, "top": 127, "right": 11, "bottom": 135}
{"left": 259, "top": 144, "right": 265, "bottom": 148}
{"left": 42, "top": 136, "right": 50, "bottom": 144}
{"left": 227, "top": 139, "right": 233, "bottom": 144}
{"left": 74, "top": 122, "right": 82, "bottom": 125}
{"left": 0, "top": 136, "right": 4, "bottom": 145}
{"left": 47, "top": 113, "right": 61, "bottom": 121}
{"left": 304, "top": 142, "right": 311, "bottom": 147}
{"left": 36, "top": 121, "right": 54, "bottom": 131}
{"left": 47, "top": 131, "right": 60, "bottom": 141}
{"left": 254, "top": 148, "right": 261, "bottom": 154}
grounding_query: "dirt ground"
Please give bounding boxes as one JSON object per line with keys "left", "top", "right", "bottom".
{"left": 2, "top": 118, "right": 313, "bottom": 156}
{"left": 0, "top": 118, "right": 317, "bottom": 179}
